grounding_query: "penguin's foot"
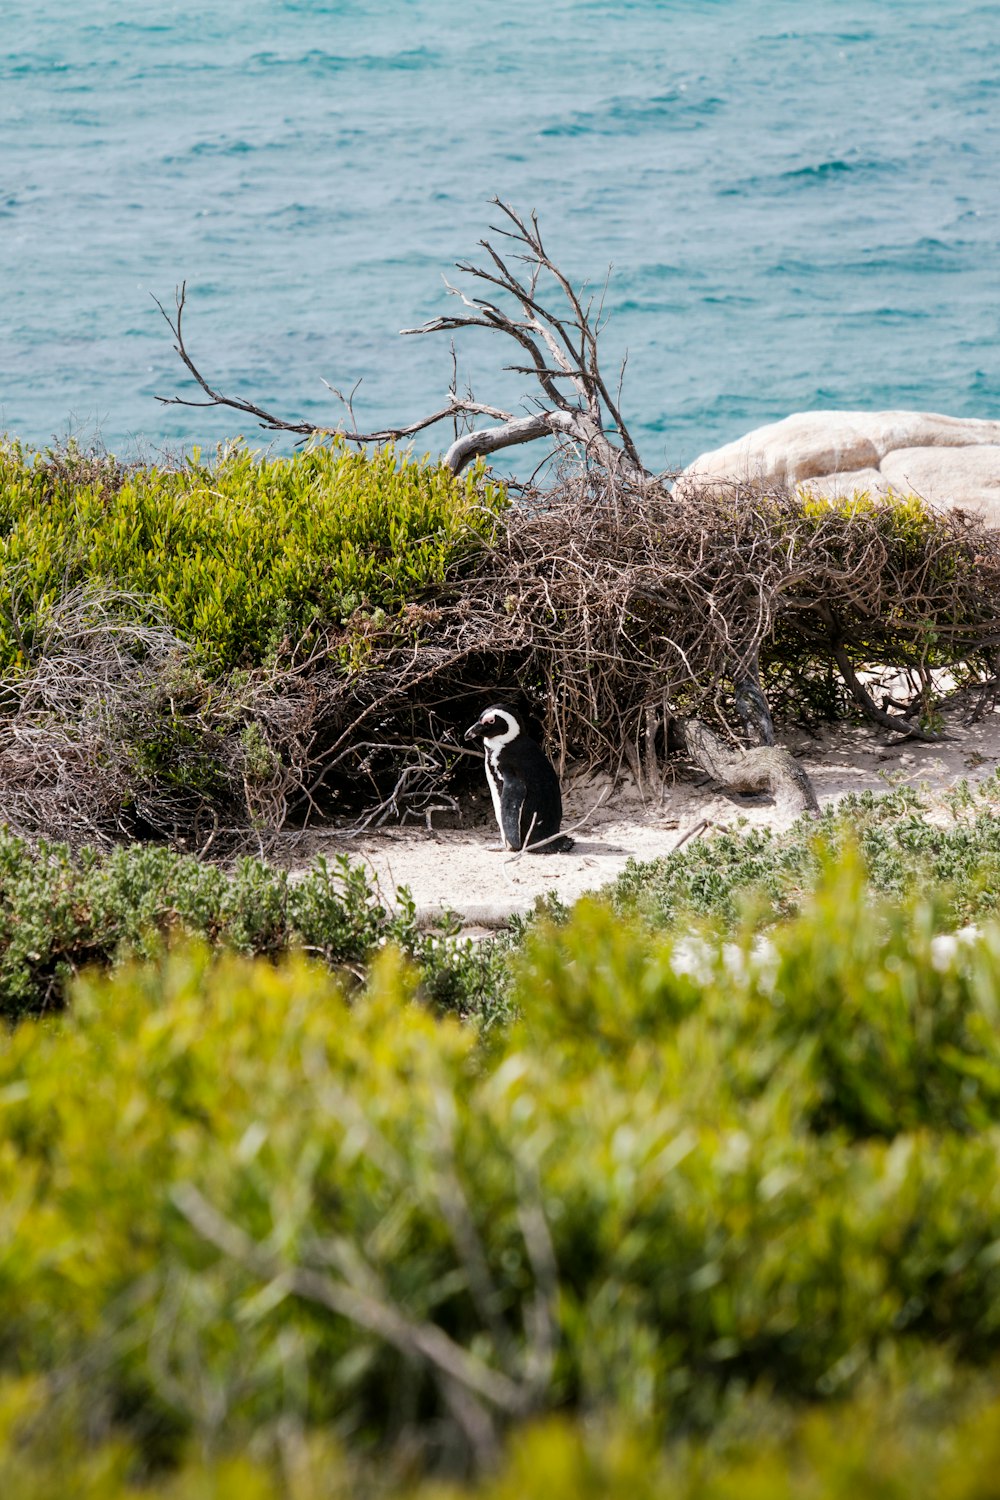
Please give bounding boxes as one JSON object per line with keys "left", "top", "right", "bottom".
{"left": 528, "top": 834, "right": 576, "bottom": 855}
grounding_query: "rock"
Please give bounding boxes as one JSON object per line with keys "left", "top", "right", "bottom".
{"left": 877, "top": 446, "right": 1000, "bottom": 517}
{"left": 803, "top": 467, "right": 889, "bottom": 499}
{"left": 680, "top": 410, "right": 1000, "bottom": 524}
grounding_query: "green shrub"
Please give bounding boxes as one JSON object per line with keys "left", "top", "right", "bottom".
{"left": 0, "top": 440, "right": 504, "bottom": 672}
{"left": 6, "top": 1385, "right": 1000, "bottom": 1498}
{"left": 610, "top": 776, "right": 1000, "bottom": 935}
{"left": 526, "top": 854, "right": 1000, "bottom": 1138}
{"left": 0, "top": 830, "right": 501, "bottom": 1021}
{"left": 4, "top": 859, "right": 1000, "bottom": 1474}
{"left": 431, "top": 1397, "right": 1000, "bottom": 1500}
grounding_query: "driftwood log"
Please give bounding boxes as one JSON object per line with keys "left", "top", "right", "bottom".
{"left": 680, "top": 719, "right": 820, "bottom": 819}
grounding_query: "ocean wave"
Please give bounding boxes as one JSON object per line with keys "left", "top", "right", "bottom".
{"left": 720, "top": 156, "right": 902, "bottom": 197}
{"left": 780, "top": 157, "right": 899, "bottom": 181}
{"left": 247, "top": 46, "right": 440, "bottom": 75}
{"left": 539, "top": 91, "right": 723, "bottom": 139}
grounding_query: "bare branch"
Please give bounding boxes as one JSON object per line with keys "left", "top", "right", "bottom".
{"left": 155, "top": 201, "right": 651, "bottom": 481}
{"left": 832, "top": 642, "right": 949, "bottom": 742}
{"left": 155, "top": 285, "right": 469, "bottom": 447}
{"left": 153, "top": 284, "right": 334, "bottom": 436}
{"left": 443, "top": 415, "right": 552, "bottom": 474}
{"left": 503, "top": 786, "right": 610, "bottom": 860}
{"left": 171, "top": 1181, "right": 517, "bottom": 1465}
{"left": 404, "top": 288, "right": 576, "bottom": 415}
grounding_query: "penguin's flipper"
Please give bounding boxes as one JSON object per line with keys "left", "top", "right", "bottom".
{"left": 499, "top": 768, "right": 529, "bottom": 851}
{"left": 484, "top": 753, "right": 505, "bottom": 837}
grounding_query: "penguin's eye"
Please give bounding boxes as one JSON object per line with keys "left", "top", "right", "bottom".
{"left": 485, "top": 715, "right": 496, "bottom": 725}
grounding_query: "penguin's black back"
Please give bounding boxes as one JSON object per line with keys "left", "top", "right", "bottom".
{"left": 494, "top": 735, "right": 565, "bottom": 851}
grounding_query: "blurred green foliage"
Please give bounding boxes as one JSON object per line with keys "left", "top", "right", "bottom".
{"left": 5, "top": 1385, "right": 1000, "bottom": 1498}
{"left": 3, "top": 855, "right": 1000, "bottom": 1487}
{"left": 0, "top": 440, "right": 504, "bottom": 671}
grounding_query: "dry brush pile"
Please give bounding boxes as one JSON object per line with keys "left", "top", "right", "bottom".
{"left": 3, "top": 454, "right": 1000, "bottom": 849}
{"left": 54, "top": 199, "right": 984, "bottom": 846}
{"left": 305, "top": 474, "right": 1000, "bottom": 821}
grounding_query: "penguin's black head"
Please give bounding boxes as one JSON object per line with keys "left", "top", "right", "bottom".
{"left": 464, "top": 706, "right": 521, "bottom": 748}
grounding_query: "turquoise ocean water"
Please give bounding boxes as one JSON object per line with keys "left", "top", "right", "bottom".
{"left": 3, "top": 1, "right": 999, "bottom": 471}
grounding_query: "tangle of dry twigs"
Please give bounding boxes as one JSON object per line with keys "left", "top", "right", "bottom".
{"left": 2, "top": 478, "right": 999, "bottom": 849}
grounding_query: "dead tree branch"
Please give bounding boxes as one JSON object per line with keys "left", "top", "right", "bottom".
{"left": 832, "top": 641, "right": 949, "bottom": 742}
{"left": 171, "top": 1182, "right": 516, "bottom": 1466}
{"left": 155, "top": 200, "right": 650, "bottom": 478}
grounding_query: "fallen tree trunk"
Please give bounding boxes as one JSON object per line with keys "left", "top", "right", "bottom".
{"left": 680, "top": 719, "right": 820, "bottom": 819}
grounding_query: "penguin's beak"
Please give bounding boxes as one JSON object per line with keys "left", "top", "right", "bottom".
{"left": 464, "top": 719, "right": 485, "bottom": 743}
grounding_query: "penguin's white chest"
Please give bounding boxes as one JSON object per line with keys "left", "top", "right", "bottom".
{"left": 483, "top": 747, "right": 505, "bottom": 838}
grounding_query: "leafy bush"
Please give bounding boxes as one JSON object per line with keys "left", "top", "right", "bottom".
{"left": 527, "top": 858, "right": 1000, "bottom": 1138}
{"left": 0, "top": 829, "right": 503, "bottom": 1021}
{"left": 610, "top": 777, "right": 1000, "bottom": 934}
{"left": 3, "top": 858, "right": 1000, "bottom": 1480}
{"left": 433, "top": 1396, "right": 1000, "bottom": 1500}
{"left": 0, "top": 440, "right": 504, "bottom": 673}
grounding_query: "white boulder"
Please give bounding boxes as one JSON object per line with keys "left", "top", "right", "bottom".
{"left": 877, "top": 445, "right": 1000, "bottom": 514}
{"left": 681, "top": 410, "right": 1000, "bottom": 523}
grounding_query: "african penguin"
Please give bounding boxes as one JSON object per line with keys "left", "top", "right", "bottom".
{"left": 464, "top": 706, "right": 574, "bottom": 853}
